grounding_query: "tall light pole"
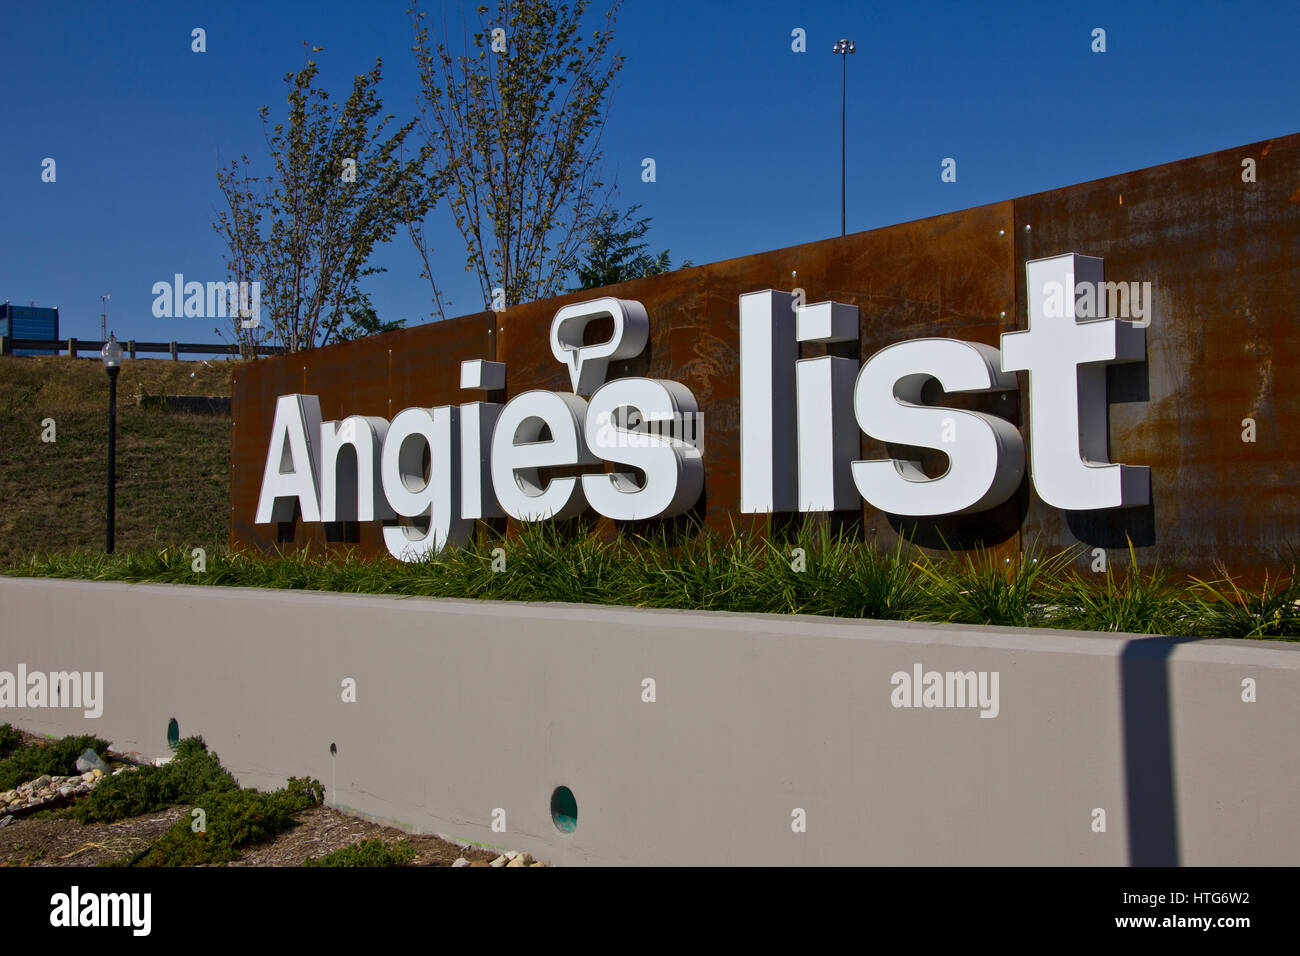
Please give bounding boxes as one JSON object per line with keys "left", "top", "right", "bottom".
{"left": 101, "top": 334, "right": 123, "bottom": 553}
{"left": 832, "top": 38, "right": 856, "bottom": 236}
{"left": 100, "top": 294, "right": 110, "bottom": 342}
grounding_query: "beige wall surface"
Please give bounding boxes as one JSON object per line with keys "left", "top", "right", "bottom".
{"left": 1, "top": 578, "right": 1296, "bottom": 865}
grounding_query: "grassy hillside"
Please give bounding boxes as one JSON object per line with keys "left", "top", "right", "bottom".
{"left": 0, "top": 355, "right": 236, "bottom": 567}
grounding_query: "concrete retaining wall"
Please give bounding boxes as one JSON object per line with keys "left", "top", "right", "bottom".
{"left": 1, "top": 578, "right": 1297, "bottom": 865}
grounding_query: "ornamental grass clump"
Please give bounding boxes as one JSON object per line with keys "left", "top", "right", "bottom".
{"left": 1187, "top": 565, "right": 1300, "bottom": 639}
{"left": 1039, "top": 544, "right": 1189, "bottom": 635}
{"left": 5, "top": 528, "right": 1299, "bottom": 641}
{"left": 912, "top": 543, "right": 1071, "bottom": 629}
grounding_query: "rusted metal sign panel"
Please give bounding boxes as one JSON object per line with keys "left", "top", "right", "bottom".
{"left": 1013, "top": 134, "right": 1300, "bottom": 577}
{"left": 230, "top": 132, "right": 1300, "bottom": 580}
{"left": 231, "top": 313, "right": 496, "bottom": 554}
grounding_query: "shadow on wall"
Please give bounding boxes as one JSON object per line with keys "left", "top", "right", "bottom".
{"left": 1119, "top": 635, "right": 1206, "bottom": 866}
{"left": 887, "top": 473, "right": 1030, "bottom": 551}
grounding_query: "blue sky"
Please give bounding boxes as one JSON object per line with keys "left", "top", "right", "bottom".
{"left": 1, "top": 0, "right": 1297, "bottom": 346}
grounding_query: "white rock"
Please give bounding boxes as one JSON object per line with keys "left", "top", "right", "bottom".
{"left": 504, "top": 851, "right": 520, "bottom": 861}
{"left": 489, "top": 855, "right": 508, "bottom": 867}
{"left": 452, "top": 857, "right": 470, "bottom": 867}
{"left": 75, "top": 749, "right": 110, "bottom": 774}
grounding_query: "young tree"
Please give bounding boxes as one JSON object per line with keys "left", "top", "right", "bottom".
{"left": 574, "top": 204, "right": 685, "bottom": 289}
{"left": 330, "top": 292, "right": 407, "bottom": 344}
{"left": 214, "top": 50, "right": 433, "bottom": 354}
{"left": 409, "top": 0, "right": 624, "bottom": 316}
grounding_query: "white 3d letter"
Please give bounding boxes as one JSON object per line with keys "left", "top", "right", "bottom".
{"left": 852, "top": 339, "right": 1024, "bottom": 515}
{"left": 490, "top": 391, "right": 594, "bottom": 520}
{"left": 380, "top": 406, "right": 472, "bottom": 560}
{"left": 794, "top": 299, "right": 861, "bottom": 511}
{"left": 739, "top": 290, "right": 798, "bottom": 513}
{"left": 256, "top": 394, "right": 323, "bottom": 523}
{"left": 460, "top": 402, "right": 503, "bottom": 520}
{"left": 1001, "top": 254, "right": 1148, "bottom": 510}
{"left": 583, "top": 378, "right": 704, "bottom": 520}
{"left": 797, "top": 356, "right": 860, "bottom": 510}
{"left": 319, "top": 416, "right": 393, "bottom": 522}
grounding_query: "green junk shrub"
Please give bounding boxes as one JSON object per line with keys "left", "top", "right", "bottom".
{"left": 75, "top": 736, "right": 238, "bottom": 824}
{"left": 138, "top": 780, "right": 322, "bottom": 866}
{"left": 0, "top": 723, "right": 23, "bottom": 760}
{"left": 0, "top": 732, "right": 111, "bottom": 792}
{"left": 303, "top": 838, "right": 417, "bottom": 867}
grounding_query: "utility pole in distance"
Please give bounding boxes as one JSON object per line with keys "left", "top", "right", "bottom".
{"left": 832, "top": 38, "right": 856, "bottom": 237}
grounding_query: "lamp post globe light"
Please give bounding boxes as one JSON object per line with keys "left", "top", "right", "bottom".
{"left": 101, "top": 333, "right": 123, "bottom": 554}
{"left": 832, "top": 38, "right": 856, "bottom": 237}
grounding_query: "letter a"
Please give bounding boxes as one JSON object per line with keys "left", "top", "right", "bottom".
{"left": 255, "top": 394, "right": 324, "bottom": 523}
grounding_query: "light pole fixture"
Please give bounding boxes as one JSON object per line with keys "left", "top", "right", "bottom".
{"left": 100, "top": 294, "right": 110, "bottom": 342}
{"left": 101, "top": 333, "right": 123, "bottom": 554}
{"left": 832, "top": 38, "right": 856, "bottom": 237}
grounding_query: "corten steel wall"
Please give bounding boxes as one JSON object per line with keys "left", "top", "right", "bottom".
{"left": 1015, "top": 135, "right": 1300, "bottom": 576}
{"left": 4, "top": 578, "right": 1299, "bottom": 866}
{"left": 231, "top": 133, "right": 1300, "bottom": 578}
{"left": 231, "top": 312, "right": 497, "bottom": 554}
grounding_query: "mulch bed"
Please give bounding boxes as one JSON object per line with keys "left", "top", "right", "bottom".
{"left": 0, "top": 803, "right": 507, "bottom": 867}
{"left": 0, "top": 807, "right": 187, "bottom": 867}
{"left": 0, "top": 729, "right": 519, "bottom": 867}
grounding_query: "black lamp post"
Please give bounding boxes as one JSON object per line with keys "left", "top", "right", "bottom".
{"left": 832, "top": 38, "right": 856, "bottom": 236}
{"left": 101, "top": 333, "right": 123, "bottom": 553}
